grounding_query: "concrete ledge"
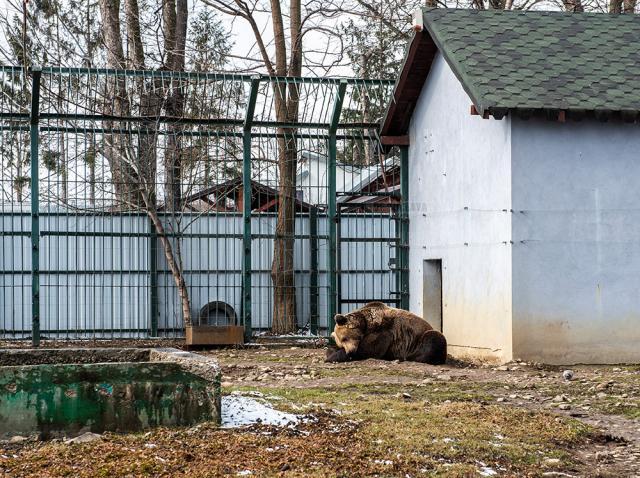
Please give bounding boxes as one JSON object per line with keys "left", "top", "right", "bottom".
{"left": 0, "top": 348, "right": 151, "bottom": 366}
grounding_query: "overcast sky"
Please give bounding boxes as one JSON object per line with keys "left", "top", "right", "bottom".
{"left": 0, "top": 0, "right": 362, "bottom": 76}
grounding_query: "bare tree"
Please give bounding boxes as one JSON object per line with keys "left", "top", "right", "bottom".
{"left": 202, "top": 0, "right": 322, "bottom": 334}
{"left": 98, "top": 0, "right": 192, "bottom": 326}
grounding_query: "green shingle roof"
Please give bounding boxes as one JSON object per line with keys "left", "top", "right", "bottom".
{"left": 380, "top": 9, "right": 640, "bottom": 137}
{"left": 423, "top": 8, "right": 640, "bottom": 116}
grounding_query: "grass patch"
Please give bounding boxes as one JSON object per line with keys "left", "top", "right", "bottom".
{"left": 225, "top": 381, "right": 595, "bottom": 476}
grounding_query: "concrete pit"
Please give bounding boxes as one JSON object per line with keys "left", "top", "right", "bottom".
{"left": 0, "top": 348, "right": 221, "bottom": 439}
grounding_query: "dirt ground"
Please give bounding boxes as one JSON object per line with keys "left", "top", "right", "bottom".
{"left": 1, "top": 343, "right": 639, "bottom": 477}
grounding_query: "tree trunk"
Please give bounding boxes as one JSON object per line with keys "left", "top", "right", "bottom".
{"left": 563, "top": 0, "right": 584, "bottom": 11}
{"left": 162, "top": 0, "right": 191, "bottom": 327}
{"left": 162, "top": 0, "right": 187, "bottom": 212}
{"left": 623, "top": 0, "right": 636, "bottom": 12}
{"left": 99, "top": 0, "right": 191, "bottom": 328}
{"left": 270, "top": 0, "right": 302, "bottom": 334}
{"left": 143, "top": 195, "right": 192, "bottom": 327}
{"left": 610, "top": 0, "right": 623, "bottom": 12}
{"left": 98, "top": 0, "right": 143, "bottom": 207}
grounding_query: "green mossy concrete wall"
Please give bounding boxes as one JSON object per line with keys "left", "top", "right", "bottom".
{"left": 0, "top": 361, "right": 218, "bottom": 439}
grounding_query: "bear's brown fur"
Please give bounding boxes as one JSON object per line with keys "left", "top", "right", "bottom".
{"left": 325, "top": 302, "right": 447, "bottom": 364}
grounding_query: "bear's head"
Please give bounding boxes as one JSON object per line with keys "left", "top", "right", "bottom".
{"left": 332, "top": 312, "right": 366, "bottom": 356}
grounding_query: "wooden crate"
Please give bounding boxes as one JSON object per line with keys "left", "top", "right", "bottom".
{"left": 185, "top": 325, "right": 245, "bottom": 346}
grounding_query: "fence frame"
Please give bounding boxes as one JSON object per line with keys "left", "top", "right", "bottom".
{"left": 0, "top": 66, "right": 407, "bottom": 345}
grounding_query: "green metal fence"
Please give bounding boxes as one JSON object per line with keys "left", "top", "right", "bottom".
{"left": 0, "top": 66, "right": 407, "bottom": 344}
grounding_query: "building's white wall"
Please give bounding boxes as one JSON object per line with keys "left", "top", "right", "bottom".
{"left": 408, "top": 53, "right": 513, "bottom": 363}
{"left": 511, "top": 118, "right": 640, "bottom": 364}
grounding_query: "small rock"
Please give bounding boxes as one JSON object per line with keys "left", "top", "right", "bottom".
{"left": 544, "top": 458, "right": 561, "bottom": 466}
{"left": 562, "top": 370, "right": 574, "bottom": 381}
{"left": 221, "top": 381, "right": 233, "bottom": 388}
{"left": 558, "top": 404, "right": 571, "bottom": 410}
{"left": 402, "top": 392, "right": 412, "bottom": 400}
{"left": 495, "top": 366, "right": 509, "bottom": 371}
{"left": 9, "top": 435, "right": 28, "bottom": 444}
{"left": 436, "top": 374, "right": 452, "bottom": 381}
{"left": 279, "top": 464, "right": 291, "bottom": 472}
{"left": 612, "top": 367, "right": 621, "bottom": 372}
{"left": 496, "top": 397, "right": 506, "bottom": 403}
{"left": 595, "top": 451, "right": 614, "bottom": 463}
{"left": 66, "top": 432, "right": 102, "bottom": 444}
{"left": 597, "top": 392, "right": 607, "bottom": 399}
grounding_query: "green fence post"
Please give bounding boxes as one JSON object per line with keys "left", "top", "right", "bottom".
{"left": 242, "top": 76, "right": 260, "bottom": 341}
{"left": 400, "top": 145, "right": 410, "bottom": 310}
{"left": 327, "top": 80, "right": 347, "bottom": 336}
{"left": 149, "top": 217, "right": 159, "bottom": 337}
{"left": 30, "top": 68, "right": 41, "bottom": 347}
{"left": 309, "top": 206, "right": 318, "bottom": 335}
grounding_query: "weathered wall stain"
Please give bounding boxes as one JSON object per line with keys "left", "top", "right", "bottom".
{"left": 0, "top": 349, "right": 221, "bottom": 439}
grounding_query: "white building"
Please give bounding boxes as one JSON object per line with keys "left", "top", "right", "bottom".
{"left": 380, "top": 8, "right": 640, "bottom": 364}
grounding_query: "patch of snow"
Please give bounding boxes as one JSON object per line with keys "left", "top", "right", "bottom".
{"left": 237, "top": 471, "right": 253, "bottom": 476}
{"left": 221, "top": 395, "right": 302, "bottom": 428}
{"left": 477, "top": 462, "right": 498, "bottom": 476}
{"left": 374, "top": 460, "right": 394, "bottom": 465}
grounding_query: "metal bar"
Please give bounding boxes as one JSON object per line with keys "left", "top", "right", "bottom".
{"left": 337, "top": 191, "right": 401, "bottom": 197}
{"left": 400, "top": 145, "right": 410, "bottom": 310}
{"left": 32, "top": 113, "right": 381, "bottom": 131}
{"left": 0, "top": 125, "right": 380, "bottom": 141}
{"left": 337, "top": 237, "right": 398, "bottom": 243}
{"left": 339, "top": 298, "right": 401, "bottom": 305}
{"left": 1, "top": 328, "right": 185, "bottom": 335}
{"left": 309, "top": 207, "right": 319, "bottom": 335}
{"left": 1, "top": 268, "right": 390, "bottom": 275}
{"left": 149, "top": 217, "right": 159, "bottom": 337}
{"left": 242, "top": 76, "right": 260, "bottom": 341}
{"left": 33, "top": 66, "right": 395, "bottom": 84}
{"left": 327, "top": 80, "right": 348, "bottom": 336}
{"left": 34, "top": 231, "right": 326, "bottom": 240}
{"left": 30, "top": 68, "right": 42, "bottom": 347}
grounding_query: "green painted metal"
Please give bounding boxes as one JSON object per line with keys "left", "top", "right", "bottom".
{"left": 29, "top": 114, "right": 382, "bottom": 130}
{"left": 149, "top": 218, "right": 159, "bottom": 337}
{"left": 30, "top": 69, "right": 41, "bottom": 347}
{"left": 309, "top": 207, "right": 319, "bottom": 335}
{"left": 242, "top": 76, "right": 260, "bottom": 340}
{"left": 1, "top": 66, "right": 401, "bottom": 340}
{"left": 400, "top": 145, "right": 410, "bottom": 310}
{"left": 327, "top": 80, "right": 348, "bottom": 336}
{"left": 36, "top": 66, "right": 395, "bottom": 85}
{"left": 0, "top": 125, "right": 379, "bottom": 141}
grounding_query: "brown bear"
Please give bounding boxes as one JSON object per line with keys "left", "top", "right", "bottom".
{"left": 325, "top": 302, "right": 447, "bottom": 364}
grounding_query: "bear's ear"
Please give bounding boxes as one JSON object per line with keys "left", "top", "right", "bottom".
{"left": 335, "top": 314, "right": 347, "bottom": 326}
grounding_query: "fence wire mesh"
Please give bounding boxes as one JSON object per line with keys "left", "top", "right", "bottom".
{"left": 0, "top": 67, "right": 406, "bottom": 342}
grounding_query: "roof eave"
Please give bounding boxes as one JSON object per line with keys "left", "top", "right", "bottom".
{"left": 379, "top": 13, "right": 439, "bottom": 138}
